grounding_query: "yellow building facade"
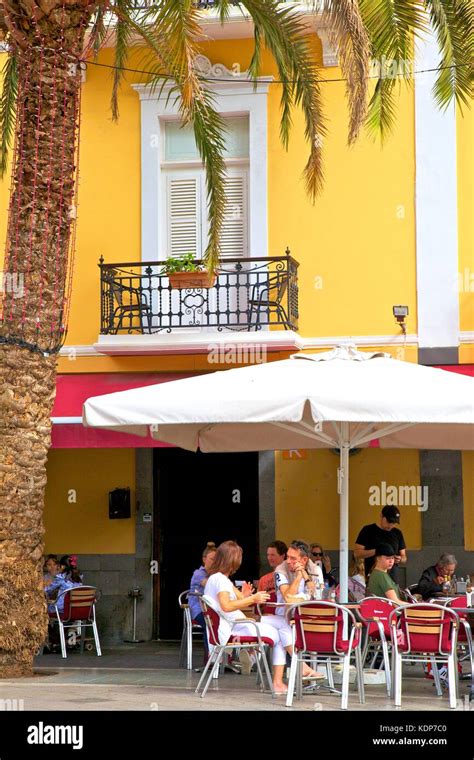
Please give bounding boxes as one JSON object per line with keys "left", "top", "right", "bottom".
{"left": 1, "top": 10, "right": 472, "bottom": 640}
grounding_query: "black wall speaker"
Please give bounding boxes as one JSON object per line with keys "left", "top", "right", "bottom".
{"left": 109, "top": 487, "right": 131, "bottom": 519}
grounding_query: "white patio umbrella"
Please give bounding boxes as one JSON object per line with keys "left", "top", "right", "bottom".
{"left": 83, "top": 345, "right": 474, "bottom": 600}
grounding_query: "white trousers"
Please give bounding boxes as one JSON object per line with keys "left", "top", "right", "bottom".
{"left": 231, "top": 616, "right": 293, "bottom": 666}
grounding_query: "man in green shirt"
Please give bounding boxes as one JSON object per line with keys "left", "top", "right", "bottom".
{"left": 367, "top": 543, "right": 405, "bottom": 605}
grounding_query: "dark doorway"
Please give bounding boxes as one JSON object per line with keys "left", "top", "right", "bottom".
{"left": 153, "top": 448, "right": 260, "bottom": 639}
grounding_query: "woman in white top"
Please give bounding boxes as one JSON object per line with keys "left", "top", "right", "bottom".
{"left": 204, "top": 540, "right": 320, "bottom": 694}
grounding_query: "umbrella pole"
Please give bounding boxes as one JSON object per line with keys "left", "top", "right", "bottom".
{"left": 338, "top": 422, "right": 350, "bottom": 603}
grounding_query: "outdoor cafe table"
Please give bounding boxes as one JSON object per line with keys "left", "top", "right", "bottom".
{"left": 428, "top": 597, "right": 474, "bottom": 701}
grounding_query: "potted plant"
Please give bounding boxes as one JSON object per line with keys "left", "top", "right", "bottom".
{"left": 162, "top": 252, "right": 217, "bottom": 290}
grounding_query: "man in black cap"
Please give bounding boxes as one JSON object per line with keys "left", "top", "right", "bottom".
{"left": 354, "top": 506, "right": 407, "bottom": 582}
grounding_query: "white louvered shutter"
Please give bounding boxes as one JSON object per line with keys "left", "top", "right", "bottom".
{"left": 219, "top": 170, "right": 248, "bottom": 258}
{"left": 167, "top": 175, "right": 201, "bottom": 257}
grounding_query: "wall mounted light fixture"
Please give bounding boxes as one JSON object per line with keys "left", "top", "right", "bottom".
{"left": 393, "top": 305, "right": 409, "bottom": 335}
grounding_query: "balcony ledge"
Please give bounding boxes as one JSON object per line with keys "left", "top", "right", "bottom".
{"left": 94, "top": 330, "right": 303, "bottom": 356}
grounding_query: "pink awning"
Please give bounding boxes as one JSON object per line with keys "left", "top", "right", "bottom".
{"left": 51, "top": 372, "right": 199, "bottom": 448}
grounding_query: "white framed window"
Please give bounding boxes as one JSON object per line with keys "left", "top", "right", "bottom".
{"left": 164, "top": 166, "right": 249, "bottom": 259}
{"left": 133, "top": 64, "right": 270, "bottom": 264}
{"left": 162, "top": 117, "right": 249, "bottom": 259}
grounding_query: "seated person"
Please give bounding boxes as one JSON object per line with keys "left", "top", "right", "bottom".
{"left": 309, "top": 542, "right": 336, "bottom": 587}
{"left": 204, "top": 540, "right": 321, "bottom": 694}
{"left": 44, "top": 557, "right": 82, "bottom": 615}
{"left": 417, "top": 553, "right": 457, "bottom": 601}
{"left": 336, "top": 555, "right": 366, "bottom": 602}
{"left": 188, "top": 542, "right": 217, "bottom": 662}
{"left": 59, "top": 554, "right": 84, "bottom": 583}
{"left": 43, "top": 554, "right": 58, "bottom": 582}
{"left": 257, "top": 540, "right": 287, "bottom": 593}
{"left": 366, "top": 543, "right": 405, "bottom": 605}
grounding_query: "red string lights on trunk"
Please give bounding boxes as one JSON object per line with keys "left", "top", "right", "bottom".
{"left": 0, "top": 3, "right": 86, "bottom": 357}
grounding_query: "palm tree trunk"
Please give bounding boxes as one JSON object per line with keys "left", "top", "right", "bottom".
{"left": 0, "top": 0, "right": 98, "bottom": 677}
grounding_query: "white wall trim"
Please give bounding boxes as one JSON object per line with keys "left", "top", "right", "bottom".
{"left": 133, "top": 57, "right": 270, "bottom": 264}
{"left": 59, "top": 345, "right": 105, "bottom": 357}
{"left": 90, "top": 331, "right": 421, "bottom": 357}
{"left": 62, "top": 331, "right": 474, "bottom": 359}
{"left": 94, "top": 331, "right": 301, "bottom": 356}
{"left": 300, "top": 333, "right": 419, "bottom": 348}
{"left": 414, "top": 33, "right": 460, "bottom": 349}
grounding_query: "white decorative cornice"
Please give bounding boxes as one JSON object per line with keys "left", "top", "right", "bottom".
{"left": 317, "top": 28, "right": 339, "bottom": 67}
{"left": 133, "top": 55, "right": 272, "bottom": 98}
{"left": 194, "top": 54, "right": 243, "bottom": 80}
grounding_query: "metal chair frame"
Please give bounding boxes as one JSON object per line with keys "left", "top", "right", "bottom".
{"left": 178, "top": 590, "right": 204, "bottom": 670}
{"left": 49, "top": 586, "right": 102, "bottom": 659}
{"left": 195, "top": 598, "right": 275, "bottom": 699}
{"left": 358, "top": 595, "right": 398, "bottom": 696}
{"left": 390, "top": 603, "right": 460, "bottom": 709}
{"left": 285, "top": 601, "right": 365, "bottom": 711}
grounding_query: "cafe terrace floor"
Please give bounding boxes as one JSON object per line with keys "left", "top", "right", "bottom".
{"left": 0, "top": 643, "right": 471, "bottom": 711}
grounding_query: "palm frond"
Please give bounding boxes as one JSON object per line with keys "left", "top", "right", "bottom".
{"left": 0, "top": 50, "right": 17, "bottom": 177}
{"left": 359, "top": 0, "right": 427, "bottom": 139}
{"left": 115, "top": 0, "right": 227, "bottom": 273}
{"left": 110, "top": 0, "right": 136, "bottom": 121}
{"left": 425, "top": 0, "right": 474, "bottom": 110}
{"left": 365, "top": 76, "right": 399, "bottom": 142}
{"left": 88, "top": 5, "right": 109, "bottom": 60}
{"left": 322, "top": 0, "right": 371, "bottom": 143}
{"left": 238, "top": 0, "right": 326, "bottom": 199}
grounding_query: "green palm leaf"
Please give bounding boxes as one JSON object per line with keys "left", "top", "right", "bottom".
{"left": 117, "top": 0, "right": 227, "bottom": 273}
{"left": 426, "top": 0, "right": 474, "bottom": 110}
{"left": 322, "top": 0, "right": 371, "bottom": 143}
{"left": 0, "top": 50, "right": 17, "bottom": 177}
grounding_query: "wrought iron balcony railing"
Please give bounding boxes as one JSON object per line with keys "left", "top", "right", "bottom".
{"left": 99, "top": 253, "right": 299, "bottom": 335}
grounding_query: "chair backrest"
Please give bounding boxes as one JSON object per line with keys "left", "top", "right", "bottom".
{"left": 446, "top": 596, "right": 469, "bottom": 618}
{"left": 270, "top": 271, "right": 288, "bottom": 303}
{"left": 107, "top": 270, "right": 141, "bottom": 309}
{"left": 259, "top": 591, "right": 277, "bottom": 616}
{"left": 403, "top": 585, "right": 420, "bottom": 603}
{"left": 390, "top": 603, "right": 459, "bottom": 655}
{"left": 178, "top": 589, "right": 191, "bottom": 609}
{"left": 60, "top": 586, "right": 97, "bottom": 622}
{"left": 289, "top": 601, "right": 358, "bottom": 655}
{"left": 199, "top": 598, "right": 221, "bottom": 647}
{"left": 359, "top": 596, "right": 397, "bottom": 639}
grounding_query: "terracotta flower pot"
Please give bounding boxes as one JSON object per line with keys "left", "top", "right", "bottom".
{"left": 168, "top": 270, "right": 217, "bottom": 290}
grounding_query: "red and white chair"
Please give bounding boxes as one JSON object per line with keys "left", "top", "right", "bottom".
{"left": 446, "top": 596, "right": 474, "bottom": 674}
{"left": 285, "top": 601, "right": 365, "bottom": 710}
{"left": 390, "top": 603, "right": 460, "bottom": 708}
{"left": 195, "top": 598, "right": 275, "bottom": 698}
{"left": 178, "top": 590, "right": 203, "bottom": 670}
{"left": 358, "top": 596, "right": 397, "bottom": 696}
{"left": 49, "top": 586, "right": 101, "bottom": 659}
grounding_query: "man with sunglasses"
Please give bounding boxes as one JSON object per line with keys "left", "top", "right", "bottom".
{"left": 309, "top": 543, "right": 336, "bottom": 586}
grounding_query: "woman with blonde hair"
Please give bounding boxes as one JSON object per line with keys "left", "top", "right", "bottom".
{"left": 204, "top": 540, "right": 320, "bottom": 694}
{"left": 347, "top": 555, "right": 366, "bottom": 602}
